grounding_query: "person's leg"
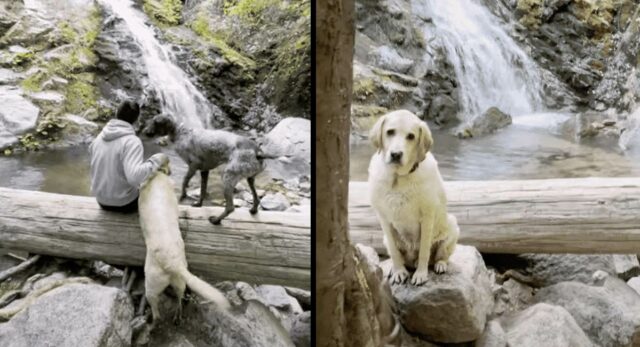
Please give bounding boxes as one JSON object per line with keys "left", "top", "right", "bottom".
{"left": 98, "top": 197, "right": 138, "bottom": 214}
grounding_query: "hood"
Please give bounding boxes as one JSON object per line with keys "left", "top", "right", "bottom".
{"left": 101, "top": 119, "right": 136, "bottom": 141}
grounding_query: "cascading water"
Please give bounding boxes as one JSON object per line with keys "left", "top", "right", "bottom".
{"left": 97, "top": 0, "right": 212, "bottom": 128}
{"left": 417, "top": 0, "right": 545, "bottom": 120}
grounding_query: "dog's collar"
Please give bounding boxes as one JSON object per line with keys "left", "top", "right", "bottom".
{"left": 408, "top": 162, "right": 419, "bottom": 174}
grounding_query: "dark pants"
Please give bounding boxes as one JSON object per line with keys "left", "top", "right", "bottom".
{"left": 98, "top": 197, "right": 139, "bottom": 214}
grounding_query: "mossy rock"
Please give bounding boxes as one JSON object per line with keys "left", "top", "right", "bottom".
{"left": 144, "top": 0, "right": 183, "bottom": 26}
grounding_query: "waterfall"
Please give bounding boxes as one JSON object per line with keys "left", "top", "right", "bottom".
{"left": 97, "top": 0, "right": 212, "bottom": 128}
{"left": 417, "top": 0, "right": 545, "bottom": 120}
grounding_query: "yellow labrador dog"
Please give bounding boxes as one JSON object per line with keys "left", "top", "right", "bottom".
{"left": 139, "top": 159, "right": 230, "bottom": 323}
{"left": 368, "top": 110, "right": 459, "bottom": 286}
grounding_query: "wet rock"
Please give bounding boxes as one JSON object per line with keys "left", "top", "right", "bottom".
{"left": 0, "top": 283, "right": 133, "bottom": 347}
{"left": 261, "top": 117, "right": 310, "bottom": 180}
{"left": 55, "top": 114, "right": 99, "bottom": 147}
{"left": 260, "top": 192, "right": 291, "bottom": 211}
{"left": 455, "top": 107, "right": 512, "bottom": 139}
{"left": 0, "top": 86, "right": 40, "bottom": 149}
{"left": 481, "top": 303, "right": 592, "bottom": 347}
{"left": 534, "top": 278, "right": 640, "bottom": 347}
{"left": 27, "top": 91, "right": 65, "bottom": 106}
{"left": 614, "top": 254, "right": 640, "bottom": 280}
{"left": 284, "top": 287, "right": 310, "bottom": 309}
{"left": 389, "top": 245, "right": 493, "bottom": 343}
{"left": 256, "top": 285, "right": 295, "bottom": 311}
{"left": 426, "top": 94, "right": 459, "bottom": 126}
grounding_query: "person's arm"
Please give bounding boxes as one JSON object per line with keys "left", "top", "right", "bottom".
{"left": 121, "top": 138, "right": 167, "bottom": 188}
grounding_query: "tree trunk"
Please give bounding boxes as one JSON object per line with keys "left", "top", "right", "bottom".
{"left": 349, "top": 178, "right": 640, "bottom": 254}
{"left": 0, "top": 187, "right": 310, "bottom": 289}
{"left": 317, "top": 1, "right": 394, "bottom": 346}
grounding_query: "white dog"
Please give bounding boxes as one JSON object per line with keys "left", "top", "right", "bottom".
{"left": 138, "top": 160, "right": 230, "bottom": 323}
{"left": 368, "top": 110, "right": 459, "bottom": 286}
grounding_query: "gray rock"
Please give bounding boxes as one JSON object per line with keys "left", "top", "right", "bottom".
{"left": 260, "top": 192, "right": 291, "bottom": 211}
{"left": 0, "top": 283, "right": 133, "bottom": 347}
{"left": 261, "top": 117, "right": 310, "bottom": 180}
{"left": 390, "top": 245, "right": 493, "bottom": 343}
{"left": 627, "top": 277, "right": 640, "bottom": 295}
{"left": 613, "top": 254, "right": 640, "bottom": 280}
{"left": 492, "top": 278, "right": 534, "bottom": 317}
{"left": 355, "top": 243, "right": 380, "bottom": 268}
{"left": 284, "top": 287, "right": 310, "bottom": 308}
{"left": 0, "top": 68, "right": 23, "bottom": 85}
{"left": 289, "top": 311, "right": 310, "bottom": 347}
{"left": 369, "top": 45, "right": 413, "bottom": 74}
{"left": 0, "top": 86, "right": 40, "bottom": 149}
{"left": 519, "top": 254, "right": 618, "bottom": 287}
{"left": 534, "top": 279, "right": 640, "bottom": 347}
{"left": 455, "top": 107, "right": 512, "bottom": 139}
{"left": 496, "top": 303, "right": 592, "bottom": 347}
{"left": 426, "top": 93, "right": 459, "bottom": 125}
{"left": 475, "top": 320, "right": 507, "bottom": 347}
{"left": 256, "top": 285, "right": 293, "bottom": 311}
{"left": 28, "top": 91, "right": 65, "bottom": 105}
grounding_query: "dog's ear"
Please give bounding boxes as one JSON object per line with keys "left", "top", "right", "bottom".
{"left": 369, "top": 115, "right": 386, "bottom": 151}
{"left": 416, "top": 120, "right": 433, "bottom": 163}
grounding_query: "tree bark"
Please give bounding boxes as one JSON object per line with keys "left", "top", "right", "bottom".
{"left": 349, "top": 177, "right": 640, "bottom": 254}
{"left": 0, "top": 187, "right": 310, "bottom": 289}
{"left": 317, "top": 1, "right": 394, "bottom": 346}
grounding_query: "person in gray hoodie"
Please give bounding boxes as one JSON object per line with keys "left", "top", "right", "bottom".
{"left": 89, "top": 101, "right": 168, "bottom": 213}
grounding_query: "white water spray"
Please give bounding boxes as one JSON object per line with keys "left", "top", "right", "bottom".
{"left": 417, "top": 0, "right": 545, "bottom": 120}
{"left": 97, "top": 0, "right": 212, "bottom": 128}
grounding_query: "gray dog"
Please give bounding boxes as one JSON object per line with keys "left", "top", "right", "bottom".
{"left": 146, "top": 115, "right": 284, "bottom": 225}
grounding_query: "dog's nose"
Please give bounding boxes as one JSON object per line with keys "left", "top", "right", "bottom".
{"left": 390, "top": 151, "right": 403, "bottom": 162}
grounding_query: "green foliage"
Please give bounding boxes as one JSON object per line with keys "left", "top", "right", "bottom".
{"left": 353, "top": 78, "right": 376, "bottom": 98}
{"left": 17, "top": 133, "right": 41, "bottom": 151}
{"left": 21, "top": 70, "right": 48, "bottom": 92}
{"left": 3, "top": 149, "right": 11, "bottom": 156}
{"left": 144, "top": 0, "right": 183, "bottom": 26}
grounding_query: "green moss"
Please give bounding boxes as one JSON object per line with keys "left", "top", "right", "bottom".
{"left": 224, "top": 0, "right": 280, "bottom": 23}
{"left": 21, "top": 70, "right": 49, "bottom": 92}
{"left": 11, "top": 51, "right": 34, "bottom": 66}
{"left": 58, "top": 21, "right": 78, "bottom": 44}
{"left": 191, "top": 13, "right": 256, "bottom": 71}
{"left": 65, "top": 80, "right": 97, "bottom": 114}
{"left": 143, "top": 0, "right": 183, "bottom": 26}
{"left": 17, "top": 133, "right": 41, "bottom": 151}
{"left": 353, "top": 78, "right": 376, "bottom": 98}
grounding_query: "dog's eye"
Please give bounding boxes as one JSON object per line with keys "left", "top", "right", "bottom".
{"left": 386, "top": 129, "right": 395, "bottom": 136}
{"left": 407, "top": 133, "right": 415, "bottom": 140}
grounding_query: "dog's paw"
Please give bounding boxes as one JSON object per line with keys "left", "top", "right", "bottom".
{"left": 249, "top": 207, "right": 258, "bottom": 215}
{"left": 411, "top": 268, "right": 429, "bottom": 286}
{"left": 434, "top": 261, "right": 447, "bottom": 274}
{"left": 390, "top": 267, "right": 409, "bottom": 285}
{"left": 208, "top": 216, "right": 222, "bottom": 225}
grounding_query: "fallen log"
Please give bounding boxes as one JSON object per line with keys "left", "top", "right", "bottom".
{"left": 0, "top": 187, "right": 310, "bottom": 289}
{"left": 349, "top": 177, "right": 640, "bottom": 254}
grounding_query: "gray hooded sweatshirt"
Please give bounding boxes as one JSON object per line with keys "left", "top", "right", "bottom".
{"left": 89, "top": 119, "right": 162, "bottom": 206}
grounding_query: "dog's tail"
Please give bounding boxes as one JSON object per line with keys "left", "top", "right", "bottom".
{"left": 179, "top": 269, "right": 231, "bottom": 310}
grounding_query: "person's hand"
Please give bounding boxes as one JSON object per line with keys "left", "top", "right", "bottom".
{"left": 150, "top": 153, "right": 169, "bottom": 171}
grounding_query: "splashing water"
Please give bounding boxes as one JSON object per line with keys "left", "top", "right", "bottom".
{"left": 417, "top": 0, "right": 545, "bottom": 120}
{"left": 97, "top": 0, "right": 212, "bottom": 128}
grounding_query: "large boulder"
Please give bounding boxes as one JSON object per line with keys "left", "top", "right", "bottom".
{"left": 0, "top": 86, "right": 40, "bottom": 149}
{"left": 388, "top": 245, "right": 493, "bottom": 343}
{"left": 261, "top": 117, "right": 310, "bottom": 180}
{"left": 455, "top": 107, "right": 512, "bottom": 139}
{"left": 534, "top": 277, "right": 640, "bottom": 347}
{"left": 477, "top": 304, "right": 592, "bottom": 347}
{"left": 0, "top": 283, "right": 133, "bottom": 347}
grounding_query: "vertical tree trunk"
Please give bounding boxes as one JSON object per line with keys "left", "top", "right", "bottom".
{"left": 316, "top": 1, "right": 394, "bottom": 346}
